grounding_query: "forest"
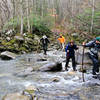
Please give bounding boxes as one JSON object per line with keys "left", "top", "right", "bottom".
{"left": 0, "top": 0, "right": 100, "bottom": 37}
{"left": 0, "top": 1, "right": 100, "bottom": 100}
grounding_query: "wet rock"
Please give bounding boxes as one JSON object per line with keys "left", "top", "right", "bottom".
{"left": 24, "top": 85, "right": 38, "bottom": 100}
{"left": 2, "top": 93, "right": 30, "bottom": 100}
{"left": 25, "top": 38, "right": 33, "bottom": 44}
{"left": 25, "top": 67, "right": 34, "bottom": 72}
{"left": 75, "top": 51, "right": 92, "bottom": 65}
{"left": 14, "top": 72, "right": 28, "bottom": 78}
{"left": 5, "top": 29, "right": 15, "bottom": 36}
{"left": 51, "top": 77, "right": 60, "bottom": 82}
{"left": 0, "top": 46, "right": 6, "bottom": 52}
{"left": 14, "top": 36, "right": 24, "bottom": 42}
{"left": 26, "top": 85, "right": 37, "bottom": 91}
{"left": 71, "top": 33, "right": 78, "bottom": 37}
{"left": 67, "top": 71, "right": 77, "bottom": 76}
{"left": 0, "top": 51, "right": 17, "bottom": 60}
{"left": 34, "top": 35, "right": 40, "bottom": 42}
{"left": 14, "top": 67, "right": 34, "bottom": 77}
{"left": 6, "top": 37, "right": 11, "bottom": 41}
{"left": 37, "top": 58, "right": 47, "bottom": 61}
{"left": 97, "top": 74, "right": 100, "bottom": 80}
{"left": 86, "top": 82, "right": 100, "bottom": 87}
{"left": 38, "top": 62, "right": 62, "bottom": 72}
{"left": 38, "top": 98, "right": 44, "bottom": 100}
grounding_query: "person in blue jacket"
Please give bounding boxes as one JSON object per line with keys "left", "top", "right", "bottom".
{"left": 65, "top": 40, "right": 78, "bottom": 71}
{"left": 83, "top": 37, "right": 100, "bottom": 75}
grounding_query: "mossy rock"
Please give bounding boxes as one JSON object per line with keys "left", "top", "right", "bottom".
{"left": 18, "top": 47, "right": 28, "bottom": 53}
{"left": 1, "top": 40, "right": 8, "bottom": 45}
{"left": 7, "top": 46, "right": 15, "bottom": 50}
{"left": 26, "top": 33, "right": 34, "bottom": 38}
{"left": 19, "top": 47, "right": 27, "bottom": 51}
{"left": 0, "top": 46, "right": 6, "bottom": 52}
{"left": 24, "top": 90, "right": 34, "bottom": 94}
{"left": 2, "top": 39, "right": 16, "bottom": 46}
{"left": 33, "top": 40, "right": 38, "bottom": 46}
{"left": 22, "top": 43, "right": 29, "bottom": 49}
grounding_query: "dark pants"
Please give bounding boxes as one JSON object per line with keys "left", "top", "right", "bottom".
{"left": 65, "top": 55, "right": 76, "bottom": 71}
{"left": 43, "top": 45, "right": 47, "bottom": 55}
{"left": 88, "top": 53, "right": 99, "bottom": 75}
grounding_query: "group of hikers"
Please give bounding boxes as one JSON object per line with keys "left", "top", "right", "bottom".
{"left": 40, "top": 34, "right": 100, "bottom": 76}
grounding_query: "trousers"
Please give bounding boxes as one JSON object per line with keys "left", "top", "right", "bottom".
{"left": 65, "top": 55, "right": 76, "bottom": 71}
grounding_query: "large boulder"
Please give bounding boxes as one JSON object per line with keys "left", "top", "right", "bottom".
{"left": 38, "top": 62, "right": 62, "bottom": 72}
{"left": 34, "top": 35, "right": 40, "bottom": 43}
{"left": 75, "top": 52, "right": 92, "bottom": 64}
{"left": 51, "top": 77, "right": 60, "bottom": 82}
{"left": 2, "top": 93, "right": 30, "bottom": 100}
{"left": 14, "top": 36, "right": 24, "bottom": 42}
{"left": 14, "top": 36, "right": 24, "bottom": 41}
{"left": 5, "top": 29, "right": 15, "bottom": 36}
{"left": 0, "top": 51, "right": 17, "bottom": 60}
{"left": 71, "top": 33, "right": 78, "bottom": 37}
{"left": 75, "top": 47, "right": 92, "bottom": 64}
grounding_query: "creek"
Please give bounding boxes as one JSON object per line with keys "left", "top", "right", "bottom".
{"left": 0, "top": 50, "right": 100, "bottom": 100}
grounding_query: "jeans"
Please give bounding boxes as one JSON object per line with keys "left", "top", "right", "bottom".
{"left": 88, "top": 53, "right": 99, "bottom": 75}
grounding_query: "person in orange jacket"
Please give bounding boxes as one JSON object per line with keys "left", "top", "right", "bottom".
{"left": 58, "top": 34, "right": 65, "bottom": 50}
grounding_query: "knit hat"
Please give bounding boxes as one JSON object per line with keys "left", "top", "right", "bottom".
{"left": 43, "top": 35, "right": 47, "bottom": 39}
{"left": 96, "top": 37, "right": 100, "bottom": 42}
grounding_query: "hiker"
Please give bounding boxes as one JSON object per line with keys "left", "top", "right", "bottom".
{"left": 65, "top": 40, "right": 78, "bottom": 71}
{"left": 83, "top": 37, "right": 100, "bottom": 75}
{"left": 40, "top": 35, "right": 50, "bottom": 55}
{"left": 57, "top": 34, "right": 65, "bottom": 51}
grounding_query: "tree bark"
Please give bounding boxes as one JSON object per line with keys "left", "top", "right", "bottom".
{"left": 90, "top": 0, "right": 95, "bottom": 34}
{"left": 20, "top": 0, "right": 24, "bottom": 34}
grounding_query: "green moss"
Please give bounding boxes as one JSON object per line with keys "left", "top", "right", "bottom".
{"left": 2, "top": 39, "right": 16, "bottom": 46}
{"left": 24, "top": 90, "right": 34, "bottom": 94}
{"left": 19, "top": 47, "right": 26, "bottom": 51}
{"left": 27, "top": 33, "right": 34, "bottom": 38}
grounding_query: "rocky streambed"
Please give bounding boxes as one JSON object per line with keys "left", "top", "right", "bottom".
{"left": 0, "top": 50, "right": 100, "bottom": 100}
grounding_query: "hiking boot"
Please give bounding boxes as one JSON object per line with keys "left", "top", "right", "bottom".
{"left": 73, "top": 69, "right": 77, "bottom": 71}
{"left": 65, "top": 68, "right": 68, "bottom": 71}
{"left": 66, "top": 69, "right": 68, "bottom": 71}
{"left": 92, "top": 72, "right": 97, "bottom": 75}
{"left": 67, "top": 66, "right": 70, "bottom": 68}
{"left": 44, "top": 53, "right": 47, "bottom": 55}
{"left": 96, "top": 69, "right": 99, "bottom": 73}
{"left": 73, "top": 67, "right": 77, "bottom": 71}
{"left": 92, "top": 75, "right": 97, "bottom": 79}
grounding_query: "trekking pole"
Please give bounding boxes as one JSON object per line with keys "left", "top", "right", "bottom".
{"left": 82, "top": 46, "right": 85, "bottom": 82}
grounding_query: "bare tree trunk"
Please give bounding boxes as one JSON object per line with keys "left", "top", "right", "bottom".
{"left": 27, "top": 0, "right": 30, "bottom": 33}
{"left": 90, "top": 0, "right": 95, "bottom": 34}
{"left": 11, "top": 0, "right": 16, "bottom": 29}
{"left": 20, "top": 0, "right": 24, "bottom": 34}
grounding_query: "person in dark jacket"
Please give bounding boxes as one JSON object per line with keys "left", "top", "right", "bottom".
{"left": 40, "top": 35, "right": 50, "bottom": 55}
{"left": 65, "top": 40, "right": 78, "bottom": 71}
{"left": 83, "top": 37, "right": 100, "bottom": 75}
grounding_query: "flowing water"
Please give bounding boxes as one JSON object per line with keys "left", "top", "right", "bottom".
{"left": 0, "top": 50, "right": 100, "bottom": 100}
